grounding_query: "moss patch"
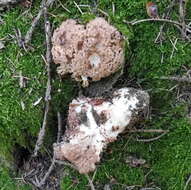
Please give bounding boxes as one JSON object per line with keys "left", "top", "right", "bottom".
{"left": 0, "top": 0, "right": 191, "bottom": 190}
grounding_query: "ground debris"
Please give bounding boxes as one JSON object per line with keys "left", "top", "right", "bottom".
{"left": 125, "top": 155, "right": 146, "bottom": 168}
{"left": 0, "top": 41, "right": 5, "bottom": 50}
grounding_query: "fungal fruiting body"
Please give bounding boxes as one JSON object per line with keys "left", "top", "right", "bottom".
{"left": 51, "top": 18, "right": 124, "bottom": 87}
{"left": 54, "top": 88, "right": 149, "bottom": 174}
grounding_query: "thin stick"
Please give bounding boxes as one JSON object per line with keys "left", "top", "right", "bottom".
{"left": 155, "top": 0, "right": 177, "bottom": 43}
{"left": 97, "top": 8, "right": 109, "bottom": 17}
{"left": 24, "top": 0, "right": 46, "bottom": 45}
{"left": 38, "top": 158, "right": 55, "bottom": 187}
{"left": 54, "top": 160, "right": 76, "bottom": 169}
{"left": 24, "top": 0, "right": 56, "bottom": 45}
{"left": 33, "top": 6, "right": 52, "bottom": 157}
{"left": 160, "top": 76, "right": 191, "bottom": 83}
{"left": 57, "top": 111, "right": 62, "bottom": 143}
{"left": 136, "top": 131, "right": 168, "bottom": 142}
{"left": 58, "top": 0, "right": 71, "bottom": 13}
{"left": 128, "top": 129, "right": 169, "bottom": 133}
{"left": 0, "top": 0, "right": 23, "bottom": 6}
{"left": 170, "top": 38, "right": 178, "bottom": 59}
{"left": 124, "top": 18, "right": 191, "bottom": 30}
{"left": 73, "top": 1, "right": 83, "bottom": 15}
{"left": 184, "top": 174, "right": 191, "bottom": 190}
{"left": 179, "top": 0, "right": 187, "bottom": 39}
{"left": 85, "top": 174, "right": 96, "bottom": 190}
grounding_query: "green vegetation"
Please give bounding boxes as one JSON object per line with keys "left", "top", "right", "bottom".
{"left": 0, "top": 0, "right": 191, "bottom": 189}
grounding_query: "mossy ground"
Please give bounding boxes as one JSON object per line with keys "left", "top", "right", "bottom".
{"left": 0, "top": 0, "right": 191, "bottom": 189}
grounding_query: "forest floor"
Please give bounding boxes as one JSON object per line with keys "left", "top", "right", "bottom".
{"left": 0, "top": 0, "right": 191, "bottom": 190}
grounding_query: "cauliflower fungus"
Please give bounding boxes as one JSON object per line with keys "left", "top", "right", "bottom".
{"left": 51, "top": 17, "right": 124, "bottom": 87}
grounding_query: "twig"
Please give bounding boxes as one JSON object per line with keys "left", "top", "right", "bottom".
{"left": 0, "top": 0, "right": 23, "bottom": 6}
{"left": 14, "top": 28, "right": 26, "bottom": 50}
{"left": 136, "top": 131, "right": 169, "bottom": 142}
{"left": 97, "top": 8, "right": 109, "bottom": 17}
{"left": 128, "top": 129, "right": 169, "bottom": 133}
{"left": 32, "top": 5, "right": 52, "bottom": 157}
{"left": 170, "top": 38, "right": 178, "bottom": 59}
{"left": 160, "top": 76, "right": 191, "bottom": 83}
{"left": 73, "top": 1, "right": 83, "bottom": 15}
{"left": 124, "top": 18, "right": 191, "bottom": 30}
{"left": 112, "top": 2, "right": 115, "bottom": 16}
{"left": 85, "top": 174, "right": 96, "bottom": 190}
{"left": 58, "top": 0, "right": 71, "bottom": 13}
{"left": 155, "top": 0, "right": 177, "bottom": 43}
{"left": 179, "top": 0, "right": 187, "bottom": 39}
{"left": 57, "top": 111, "right": 62, "bottom": 143}
{"left": 38, "top": 158, "right": 55, "bottom": 187}
{"left": 24, "top": 0, "right": 56, "bottom": 46}
{"left": 24, "top": 0, "right": 46, "bottom": 45}
{"left": 184, "top": 174, "right": 191, "bottom": 190}
{"left": 54, "top": 159, "right": 76, "bottom": 169}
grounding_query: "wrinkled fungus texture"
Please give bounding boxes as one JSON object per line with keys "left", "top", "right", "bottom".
{"left": 54, "top": 88, "right": 149, "bottom": 174}
{"left": 51, "top": 18, "right": 124, "bottom": 87}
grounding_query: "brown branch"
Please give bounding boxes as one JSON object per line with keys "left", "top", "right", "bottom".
{"left": 184, "top": 174, "right": 191, "bottom": 190}
{"left": 57, "top": 111, "right": 62, "bottom": 143}
{"left": 24, "top": 0, "right": 56, "bottom": 46}
{"left": 160, "top": 76, "right": 191, "bottom": 83}
{"left": 0, "top": 0, "right": 23, "bottom": 6}
{"left": 179, "top": 0, "right": 187, "bottom": 39}
{"left": 155, "top": 0, "right": 177, "bottom": 43}
{"left": 38, "top": 158, "right": 55, "bottom": 187}
{"left": 85, "top": 174, "right": 96, "bottom": 190}
{"left": 54, "top": 160, "right": 76, "bottom": 169}
{"left": 124, "top": 18, "right": 191, "bottom": 30}
{"left": 129, "top": 129, "right": 169, "bottom": 133}
{"left": 136, "top": 131, "right": 169, "bottom": 142}
{"left": 32, "top": 6, "right": 52, "bottom": 157}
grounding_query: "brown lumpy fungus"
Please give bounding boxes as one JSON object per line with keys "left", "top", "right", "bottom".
{"left": 51, "top": 18, "right": 125, "bottom": 87}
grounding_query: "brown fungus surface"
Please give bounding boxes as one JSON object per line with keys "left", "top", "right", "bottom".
{"left": 51, "top": 18, "right": 124, "bottom": 87}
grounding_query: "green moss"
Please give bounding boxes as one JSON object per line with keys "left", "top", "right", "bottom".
{"left": 0, "top": 166, "right": 31, "bottom": 190}
{"left": 0, "top": 0, "right": 191, "bottom": 189}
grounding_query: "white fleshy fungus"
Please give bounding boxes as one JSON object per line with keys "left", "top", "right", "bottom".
{"left": 54, "top": 88, "right": 149, "bottom": 174}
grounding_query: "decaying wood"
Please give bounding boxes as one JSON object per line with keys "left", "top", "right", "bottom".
{"left": 33, "top": 6, "right": 52, "bottom": 157}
